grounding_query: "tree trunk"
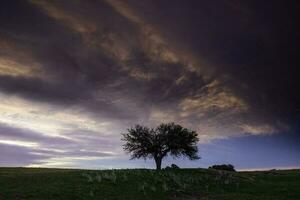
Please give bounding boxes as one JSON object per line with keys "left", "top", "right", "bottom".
{"left": 155, "top": 157, "right": 162, "bottom": 170}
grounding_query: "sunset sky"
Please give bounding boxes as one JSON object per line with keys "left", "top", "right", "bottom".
{"left": 0, "top": 0, "right": 299, "bottom": 170}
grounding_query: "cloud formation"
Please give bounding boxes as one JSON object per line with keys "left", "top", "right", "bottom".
{"left": 0, "top": 0, "right": 298, "bottom": 167}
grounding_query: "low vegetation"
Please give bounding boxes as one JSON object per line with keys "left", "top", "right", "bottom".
{"left": 0, "top": 167, "right": 299, "bottom": 200}
{"left": 208, "top": 164, "right": 236, "bottom": 172}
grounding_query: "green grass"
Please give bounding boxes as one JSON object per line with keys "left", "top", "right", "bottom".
{"left": 0, "top": 167, "right": 299, "bottom": 200}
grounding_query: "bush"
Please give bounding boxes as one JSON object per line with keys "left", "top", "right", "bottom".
{"left": 171, "top": 164, "right": 180, "bottom": 169}
{"left": 208, "top": 164, "right": 235, "bottom": 172}
{"left": 165, "top": 164, "right": 180, "bottom": 170}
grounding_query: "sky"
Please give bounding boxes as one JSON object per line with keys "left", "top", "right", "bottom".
{"left": 0, "top": 0, "right": 299, "bottom": 170}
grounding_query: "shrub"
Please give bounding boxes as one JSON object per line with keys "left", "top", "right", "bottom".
{"left": 209, "top": 164, "right": 235, "bottom": 172}
{"left": 165, "top": 164, "right": 180, "bottom": 170}
{"left": 171, "top": 164, "right": 180, "bottom": 169}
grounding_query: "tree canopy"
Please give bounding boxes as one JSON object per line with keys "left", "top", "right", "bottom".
{"left": 121, "top": 122, "right": 200, "bottom": 170}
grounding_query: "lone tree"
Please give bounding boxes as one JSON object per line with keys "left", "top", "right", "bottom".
{"left": 121, "top": 122, "right": 200, "bottom": 170}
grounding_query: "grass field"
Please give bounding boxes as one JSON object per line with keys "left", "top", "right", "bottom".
{"left": 0, "top": 167, "right": 299, "bottom": 200}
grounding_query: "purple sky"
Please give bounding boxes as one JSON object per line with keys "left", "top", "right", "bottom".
{"left": 0, "top": 0, "right": 299, "bottom": 170}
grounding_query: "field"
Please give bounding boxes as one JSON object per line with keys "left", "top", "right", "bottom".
{"left": 0, "top": 168, "right": 299, "bottom": 200}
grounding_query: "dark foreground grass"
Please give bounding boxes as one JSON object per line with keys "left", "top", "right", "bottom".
{"left": 0, "top": 167, "right": 299, "bottom": 200}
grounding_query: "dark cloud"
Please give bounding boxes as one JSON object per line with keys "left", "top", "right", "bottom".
{"left": 0, "top": 122, "right": 71, "bottom": 145}
{"left": 0, "top": 123, "right": 115, "bottom": 166}
{"left": 126, "top": 0, "right": 300, "bottom": 127}
{"left": 0, "top": 143, "right": 48, "bottom": 166}
{"left": 0, "top": 0, "right": 298, "bottom": 126}
{"left": 0, "top": 0, "right": 299, "bottom": 167}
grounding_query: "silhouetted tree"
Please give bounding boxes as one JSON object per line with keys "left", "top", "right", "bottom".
{"left": 121, "top": 122, "right": 200, "bottom": 170}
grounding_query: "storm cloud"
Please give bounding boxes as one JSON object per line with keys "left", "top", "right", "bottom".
{"left": 0, "top": 0, "right": 298, "bottom": 167}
